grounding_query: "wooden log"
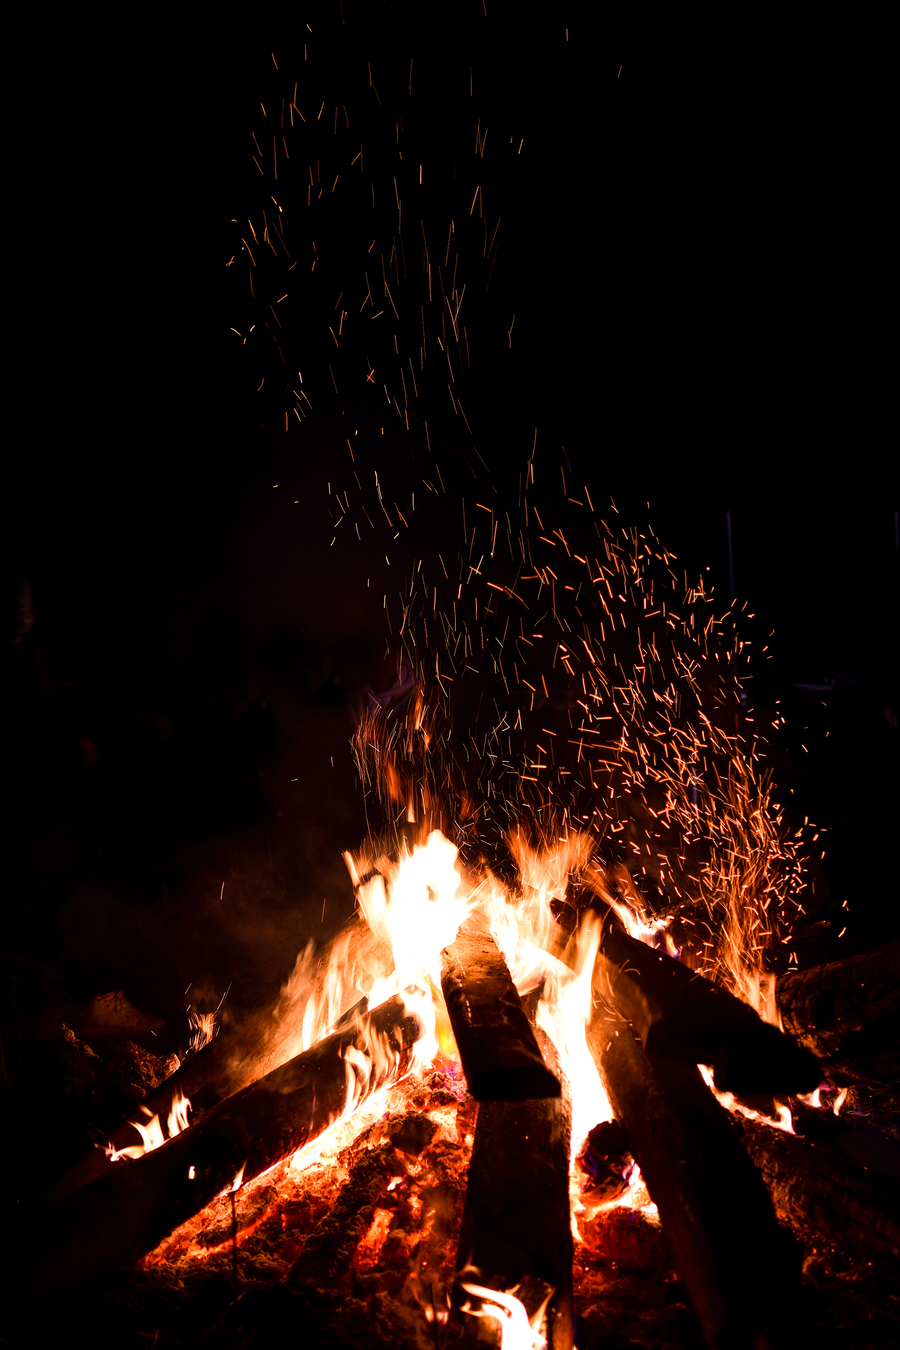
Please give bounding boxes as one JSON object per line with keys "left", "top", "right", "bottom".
{"left": 16, "top": 994, "right": 422, "bottom": 1307}
{"left": 441, "top": 919, "right": 560, "bottom": 1100}
{"left": 735, "top": 1100, "right": 900, "bottom": 1261}
{"left": 43, "top": 912, "right": 394, "bottom": 1206}
{"left": 595, "top": 921, "right": 821, "bottom": 1095}
{"left": 776, "top": 941, "right": 900, "bottom": 1083}
{"left": 587, "top": 1002, "right": 801, "bottom": 1350}
{"left": 453, "top": 1095, "right": 574, "bottom": 1349}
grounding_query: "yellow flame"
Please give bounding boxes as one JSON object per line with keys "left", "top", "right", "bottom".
{"left": 280, "top": 828, "right": 616, "bottom": 1182}
{"left": 698, "top": 1064, "right": 794, "bottom": 1133}
{"left": 108, "top": 1091, "right": 192, "bottom": 1162}
{"left": 166, "top": 1090, "right": 191, "bottom": 1139}
{"left": 535, "top": 916, "right": 613, "bottom": 1158}
{"left": 460, "top": 1281, "right": 551, "bottom": 1350}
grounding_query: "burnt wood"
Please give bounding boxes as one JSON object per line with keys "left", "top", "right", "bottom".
{"left": 776, "top": 941, "right": 900, "bottom": 1083}
{"left": 453, "top": 1095, "right": 574, "bottom": 1349}
{"left": 16, "top": 995, "right": 421, "bottom": 1307}
{"left": 736, "top": 1100, "right": 900, "bottom": 1261}
{"left": 44, "top": 913, "right": 393, "bottom": 1206}
{"left": 587, "top": 1003, "right": 801, "bottom": 1350}
{"left": 595, "top": 921, "right": 821, "bottom": 1095}
{"left": 441, "top": 919, "right": 561, "bottom": 1100}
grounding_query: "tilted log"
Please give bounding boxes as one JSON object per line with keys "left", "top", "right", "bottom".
{"left": 776, "top": 941, "right": 900, "bottom": 1083}
{"left": 441, "top": 918, "right": 560, "bottom": 1100}
{"left": 453, "top": 1094, "right": 574, "bottom": 1349}
{"left": 595, "top": 920, "right": 821, "bottom": 1095}
{"left": 41, "top": 1026, "right": 240, "bottom": 1207}
{"left": 44, "top": 912, "right": 394, "bottom": 1206}
{"left": 735, "top": 1100, "right": 900, "bottom": 1261}
{"left": 587, "top": 1002, "right": 801, "bottom": 1350}
{"left": 17, "top": 994, "right": 421, "bottom": 1307}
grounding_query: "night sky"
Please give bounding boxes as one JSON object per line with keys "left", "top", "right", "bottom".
{"left": 5, "top": 7, "right": 896, "bottom": 1022}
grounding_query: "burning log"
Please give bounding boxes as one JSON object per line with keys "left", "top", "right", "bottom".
{"left": 776, "top": 941, "right": 900, "bottom": 1083}
{"left": 587, "top": 1004, "right": 801, "bottom": 1350}
{"left": 441, "top": 918, "right": 561, "bottom": 1100}
{"left": 595, "top": 921, "right": 821, "bottom": 1095}
{"left": 453, "top": 1095, "right": 574, "bottom": 1349}
{"left": 17, "top": 993, "right": 422, "bottom": 1307}
{"left": 44, "top": 912, "right": 393, "bottom": 1206}
{"left": 735, "top": 1100, "right": 900, "bottom": 1262}
{"left": 41, "top": 1027, "right": 241, "bottom": 1206}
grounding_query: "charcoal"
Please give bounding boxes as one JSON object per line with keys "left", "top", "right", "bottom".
{"left": 291, "top": 1143, "right": 404, "bottom": 1286}
{"left": 385, "top": 1110, "right": 439, "bottom": 1155}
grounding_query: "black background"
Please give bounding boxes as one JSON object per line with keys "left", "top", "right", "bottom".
{"left": 4, "top": 6, "right": 896, "bottom": 1031}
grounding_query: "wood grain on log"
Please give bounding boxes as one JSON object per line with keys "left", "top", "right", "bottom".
{"left": 776, "top": 941, "right": 900, "bottom": 1083}
{"left": 441, "top": 919, "right": 560, "bottom": 1101}
{"left": 736, "top": 1101, "right": 900, "bottom": 1261}
{"left": 595, "top": 922, "right": 821, "bottom": 1096}
{"left": 17, "top": 994, "right": 421, "bottom": 1306}
{"left": 453, "top": 1095, "right": 574, "bottom": 1349}
{"left": 587, "top": 1004, "right": 801, "bottom": 1350}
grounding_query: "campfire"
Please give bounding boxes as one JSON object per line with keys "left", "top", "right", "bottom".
{"left": 8, "top": 485, "right": 899, "bottom": 1350}
{"left": 7, "top": 4, "right": 897, "bottom": 1344}
{"left": 16, "top": 806, "right": 899, "bottom": 1348}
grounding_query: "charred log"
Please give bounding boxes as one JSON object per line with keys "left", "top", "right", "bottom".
{"left": 736, "top": 1100, "right": 900, "bottom": 1261}
{"left": 452, "top": 1095, "right": 574, "bottom": 1349}
{"left": 441, "top": 919, "right": 560, "bottom": 1100}
{"left": 587, "top": 1004, "right": 801, "bottom": 1350}
{"left": 44, "top": 913, "right": 393, "bottom": 1206}
{"left": 595, "top": 921, "right": 821, "bottom": 1095}
{"left": 776, "top": 942, "right": 900, "bottom": 1083}
{"left": 16, "top": 994, "right": 421, "bottom": 1307}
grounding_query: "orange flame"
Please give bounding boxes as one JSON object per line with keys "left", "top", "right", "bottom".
{"left": 107, "top": 1090, "right": 192, "bottom": 1162}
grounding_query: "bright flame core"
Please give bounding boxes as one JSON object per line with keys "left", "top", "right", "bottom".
{"left": 291, "top": 829, "right": 613, "bottom": 1172}
{"left": 460, "top": 1281, "right": 551, "bottom": 1350}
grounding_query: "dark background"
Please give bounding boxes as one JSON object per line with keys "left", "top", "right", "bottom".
{"left": 4, "top": 6, "right": 896, "bottom": 1042}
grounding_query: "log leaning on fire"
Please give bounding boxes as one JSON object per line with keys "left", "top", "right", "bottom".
{"left": 587, "top": 1006, "right": 801, "bottom": 1350}
{"left": 596, "top": 922, "right": 821, "bottom": 1095}
{"left": 440, "top": 920, "right": 561, "bottom": 1100}
{"left": 17, "top": 994, "right": 421, "bottom": 1306}
{"left": 45, "top": 912, "right": 392, "bottom": 1206}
